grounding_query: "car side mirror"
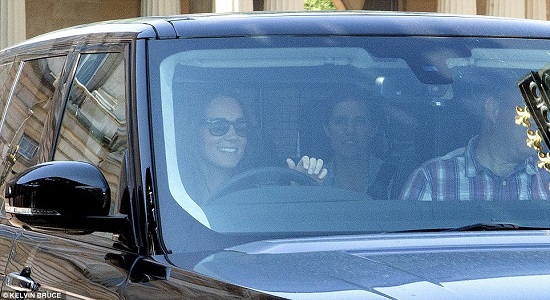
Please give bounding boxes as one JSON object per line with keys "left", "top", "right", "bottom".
{"left": 4, "top": 161, "right": 128, "bottom": 234}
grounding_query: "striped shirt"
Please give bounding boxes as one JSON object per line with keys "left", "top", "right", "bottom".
{"left": 399, "top": 136, "right": 550, "bottom": 201}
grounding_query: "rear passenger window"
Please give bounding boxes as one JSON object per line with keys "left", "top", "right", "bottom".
{"left": 0, "top": 57, "right": 66, "bottom": 192}
{"left": 55, "top": 52, "right": 127, "bottom": 217}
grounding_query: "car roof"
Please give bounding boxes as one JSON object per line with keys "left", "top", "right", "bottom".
{"left": 167, "top": 11, "right": 550, "bottom": 38}
{"left": 4, "top": 11, "right": 550, "bottom": 55}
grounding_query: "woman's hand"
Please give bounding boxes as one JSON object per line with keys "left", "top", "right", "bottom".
{"left": 286, "top": 156, "right": 328, "bottom": 183}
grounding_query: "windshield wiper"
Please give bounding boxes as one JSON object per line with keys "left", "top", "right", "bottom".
{"left": 391, "top": 222, "right": 550, "bottom": 233}
{"left": 448, "top": 222, "right": 549, "bottom": 232}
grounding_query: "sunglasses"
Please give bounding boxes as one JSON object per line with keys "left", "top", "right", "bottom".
{"left": 203, "top": 118, "right": 249, "bottom": 137}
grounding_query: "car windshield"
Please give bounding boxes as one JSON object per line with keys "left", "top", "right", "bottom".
{"left": 148, "top": 36, "right": 550, "bottom": 252}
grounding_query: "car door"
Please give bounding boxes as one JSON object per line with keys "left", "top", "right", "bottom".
{"left": 1, "top": 46, "right": 140, "bottom": 299}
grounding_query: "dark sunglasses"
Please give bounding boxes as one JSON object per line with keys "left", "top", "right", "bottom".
{"left": 203, "top": 118, "right": 249, "bottom": 137}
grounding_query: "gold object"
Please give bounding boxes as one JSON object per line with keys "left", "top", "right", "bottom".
{"left": 516, "top": 105, "right": 550, "bottom": 172}
{"left": 515, "top": 105, "right": 532, "bottom": 128}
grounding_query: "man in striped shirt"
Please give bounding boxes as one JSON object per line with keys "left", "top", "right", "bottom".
{"left": 399, "top": 82, "right": 550, "bottom": 201}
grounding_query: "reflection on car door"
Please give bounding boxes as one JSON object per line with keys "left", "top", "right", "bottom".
{"left": 4, "top": 231, "right": 134, "bottom": 299}
{"left": 0, "top": 224, "right": 18, "bottom": 294}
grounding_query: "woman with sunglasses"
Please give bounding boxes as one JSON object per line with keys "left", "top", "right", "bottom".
{"left": 198, "top": 95, "right": 249, "bottom": 196}
{"left": 184, "top": 94, "right": 326, "bottom": 203}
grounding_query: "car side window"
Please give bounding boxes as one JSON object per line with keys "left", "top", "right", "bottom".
{"left": 0, "top": 57, "right": 66, "bottom": 212}
{"left": 54, "top": 51, "right": 127, "bottom": 238}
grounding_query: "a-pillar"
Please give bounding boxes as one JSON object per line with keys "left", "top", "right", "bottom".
{"left": 0, "top": 0, "right": 26, "bottom": 49}
{"left": 141, "top": 0, "right": 181, "bottom": 16}
{"left": 437, "top": 0, "right": 477, "bottom": 15}
{"left": 264, "top": 0, "right": 304, "bottom": 11}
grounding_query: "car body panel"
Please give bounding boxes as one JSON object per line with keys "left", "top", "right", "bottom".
{"left": 123, "top": 257, "right": 285, "bottom": 299}
{"left": 4, "top": 230, "right": 130, "bottom": 298}
{"left": 167, "top": 12, "right": 550, "bottom": 38}
{"left": 0, "top": 221, "right": 19, "bottom": 294}
{"left": 164, "top": 231, "right": 550, "bottom": 299}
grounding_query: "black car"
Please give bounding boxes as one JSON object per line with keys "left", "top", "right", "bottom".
{"left": 1, "top": 11, "right": 550, "bottom": 299}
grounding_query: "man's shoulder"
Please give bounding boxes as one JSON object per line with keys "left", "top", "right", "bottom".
{"left": 439, "top": 147, "right": 468, "bottom": 160}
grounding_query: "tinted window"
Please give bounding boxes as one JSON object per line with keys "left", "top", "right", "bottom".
{"left": 0, "top": 57, "right": 65, "bottom": 198}
{"left": 55, "top": 52, "right": 127, "bottom": 222}
{"left": 149, "top": 36, "right": 550, "bottom": 252}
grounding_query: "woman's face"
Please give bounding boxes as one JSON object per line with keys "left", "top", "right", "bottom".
{"left": 324, "top": 99, "right": 375, "bottom": 158}
{"left": 200, "top": 96, "right": 248, "bottom": 170}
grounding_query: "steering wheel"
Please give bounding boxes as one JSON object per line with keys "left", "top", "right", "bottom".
{"left": 208, "top": 166, "right": 320, "bottom": 200}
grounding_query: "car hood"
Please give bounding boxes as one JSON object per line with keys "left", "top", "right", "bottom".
{"left": 166, "top": 231, "right": 550, "bottom": 299}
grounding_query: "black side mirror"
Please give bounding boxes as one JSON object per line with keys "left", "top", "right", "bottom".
{"left": 5, "top": 161, "right": 127, "bottom": 233}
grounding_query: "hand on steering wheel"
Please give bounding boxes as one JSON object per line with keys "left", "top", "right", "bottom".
{"left": 286, "top": 155, "right": 328, "bottom": 184}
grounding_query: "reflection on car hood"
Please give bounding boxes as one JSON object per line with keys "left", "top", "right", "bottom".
{"left": 167, "top": 231, "right": 550, "bottom": 299}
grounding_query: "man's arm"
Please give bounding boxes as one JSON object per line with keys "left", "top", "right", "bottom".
{"left": 399, "top": 168, "right": 433, "bottom": 201}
